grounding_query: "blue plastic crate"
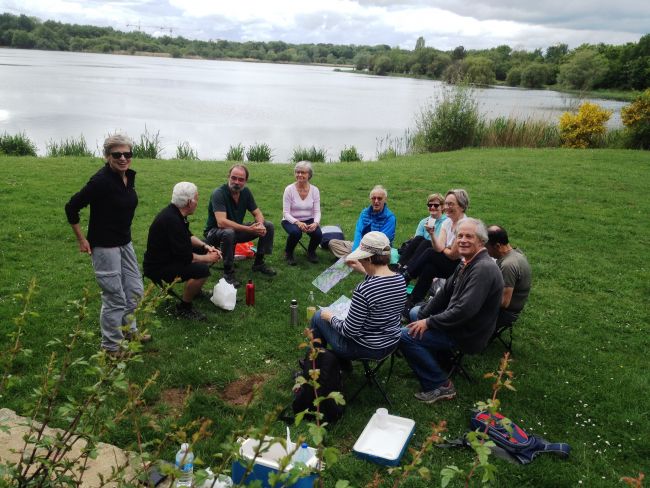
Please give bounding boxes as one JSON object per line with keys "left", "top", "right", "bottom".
{"left": 232, "top": 460, "right": 317, "bottom": 488}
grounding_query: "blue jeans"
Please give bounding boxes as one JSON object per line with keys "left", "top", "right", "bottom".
{"left": 409, "top": 305, "right": 421, "bottom": 322}
{"left": 310, "top": 310, "right": 395, "bottom": 360}
{"left": 399, "top": 325, "right": 457, "bottom": 391}
{"left": 281, "top": 219, "right": 322, "bottom": 254}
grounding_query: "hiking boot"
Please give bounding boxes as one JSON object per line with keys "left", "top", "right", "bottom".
{"left": 306, "top": 251, "right": 319, "bottom": 264}
{"left": 197, "top": 289, "right": 212, "bottom": 300}
{"left": 224, "top": 271, "right": 240, "bottom": 288}
{"left": 252, "top": 262, "right": 277, "bottom": 276}
{"left": 285, "top": 252, "right": 297, "bottom": 266}
{"left": 175, "top": 303, "right": 208, "bottom": 321}
{"left": 414, "top": 381, "right": 457, "bottom": 404}
{"left": 124, "top": 330, "right": 153, "bottom": 343}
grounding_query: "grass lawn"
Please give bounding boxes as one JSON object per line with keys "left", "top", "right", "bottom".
{"left": 0, "top": 148, "right": 648, "bottom": 486}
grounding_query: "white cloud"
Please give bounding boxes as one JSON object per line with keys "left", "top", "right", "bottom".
{"left": 1, "top": 0, "right": 647, "bottom": 50}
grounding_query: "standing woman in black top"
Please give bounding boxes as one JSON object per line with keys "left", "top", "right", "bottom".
{"left": 65, "top": 134, "right": 149, "bottom": 355}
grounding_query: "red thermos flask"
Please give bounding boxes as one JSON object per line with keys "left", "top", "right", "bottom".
{"left": 246, "top": 279, "right": 255, "bottom": 306}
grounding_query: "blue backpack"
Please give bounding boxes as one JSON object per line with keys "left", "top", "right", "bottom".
{"left": 471, "top": 411, "right": 571, "bottom": 465}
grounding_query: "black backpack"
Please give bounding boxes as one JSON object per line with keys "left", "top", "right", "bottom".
{"left": 289, "top": 349, "right": 344, "bottom": 424}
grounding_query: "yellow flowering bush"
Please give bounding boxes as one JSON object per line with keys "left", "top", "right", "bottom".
{"left": 621, "top": 89, "right": 650, "bottom": 149}
{"left": 559, "top": 102, "right": 612, "bottom": 149}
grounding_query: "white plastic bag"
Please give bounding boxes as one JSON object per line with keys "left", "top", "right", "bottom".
{"left": 211, "top": 278, "right": 237, "bottom": 311}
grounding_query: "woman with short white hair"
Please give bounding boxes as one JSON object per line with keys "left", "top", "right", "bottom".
{"left": 281, "top": 161, "right": 322, "bottom": 265}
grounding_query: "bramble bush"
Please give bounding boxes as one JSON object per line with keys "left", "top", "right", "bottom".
{"left": 621, "top": 89, "right": 650, "bottom": 149}
{"left": 559, "top": 102, "right": 612, "bottom": 149}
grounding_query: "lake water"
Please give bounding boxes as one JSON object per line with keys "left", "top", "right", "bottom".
{"left": 0, "top": 48, "right": 626, "bottom": 161}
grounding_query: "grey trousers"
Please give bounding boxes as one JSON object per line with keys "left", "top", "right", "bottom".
{"left": 91, "top": 242, "right": 144, "bottom": 351}
{"left": 328, "top": 239, "right": 353, "bottom": 258}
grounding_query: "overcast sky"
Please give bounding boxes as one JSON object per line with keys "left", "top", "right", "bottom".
{"left": 1, "top": 0, "right": 647, "bottom": 51}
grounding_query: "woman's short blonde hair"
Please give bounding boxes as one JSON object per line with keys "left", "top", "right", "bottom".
{"left": 103, "top": 134, "right": 133, "bottom": 158}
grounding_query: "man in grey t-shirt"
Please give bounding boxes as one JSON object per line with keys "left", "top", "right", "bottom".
{"left": 486, "top": 225, "right": 532, "bottom": 327}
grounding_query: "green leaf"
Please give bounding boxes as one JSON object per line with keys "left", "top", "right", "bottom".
{"left": 308, "top": 424, "right": 325, "bottom": 445}
{"left": 295, "top": 410, "right": 307, "bottom": 426}
{"left": 323, "top": 446, "right": 340, "bottom": 466}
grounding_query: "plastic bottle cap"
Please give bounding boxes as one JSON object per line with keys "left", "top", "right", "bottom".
{"left": 291, "top": 299, "right": 297, "bottom": 305}
{"left": 301, "top": 442, "right": 308, "bottom": 448}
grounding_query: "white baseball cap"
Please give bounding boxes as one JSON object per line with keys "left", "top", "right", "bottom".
{"left": 346, "top": 231, "right": 391, "bottom": 261}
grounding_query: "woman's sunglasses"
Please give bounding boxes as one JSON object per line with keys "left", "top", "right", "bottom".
{"left": 427, "top": 202, "right": 441, "bottom": 208}
{"left": 111, "top": 151, "right": 133, "bottom": 159}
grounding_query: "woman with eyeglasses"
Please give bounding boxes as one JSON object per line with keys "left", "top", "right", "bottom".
{"left": 281, "top": 160, "right": 322, "bottom": 265}
{"left": 397, "top": 193, "right": 447, "bottom": 268}
{"left": 65, "top": 134, "right": 148, "bottom": 357}
{"left": 402, "top": 189, "right": 469, "bottom": 309}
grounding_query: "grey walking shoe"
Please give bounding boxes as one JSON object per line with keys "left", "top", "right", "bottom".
{"left": 414, "top": 381, "right": 457, "bottom": 403}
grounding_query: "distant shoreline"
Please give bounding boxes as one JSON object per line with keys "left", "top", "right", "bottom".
{"left": 0, "top": 45, "right": 639, "bottom": 102}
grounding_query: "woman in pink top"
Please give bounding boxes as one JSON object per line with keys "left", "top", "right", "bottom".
{"left": 281, "top": 161, "right": 322, "bottom": 265}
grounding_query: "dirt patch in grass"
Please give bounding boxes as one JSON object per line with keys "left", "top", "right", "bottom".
{"left": 218, "top": 374, "right": 270, "bottom": 406}
{"left": 154, "top": 374, "right": 271, "bottom": 413}
{"left": 159, "top": 387, "right": 192, "bottom": 413}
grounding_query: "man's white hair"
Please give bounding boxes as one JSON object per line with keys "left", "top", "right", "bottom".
{"left": 171, "top": 182, "right": 198, "bottom": 208}
{"left": 369, "top": 185, "right": 387, "bottom": 199}
{"left": 457, "top": 217, "right": 488, "bottom": 244}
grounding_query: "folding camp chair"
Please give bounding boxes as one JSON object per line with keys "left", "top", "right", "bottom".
{"left": 347, "top": 345, "right": 399, "bottom": 407}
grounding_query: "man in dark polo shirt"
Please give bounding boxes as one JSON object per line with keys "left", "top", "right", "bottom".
{"left": 204, "top": 164, "right": 275, "bottom": 287}
{"left": 144, "top": 182, "right": 222, "bottom": 320}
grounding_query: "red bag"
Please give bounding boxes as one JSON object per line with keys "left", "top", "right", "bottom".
{"left": 235, "top": 241, "right": 256, "bottom": 260}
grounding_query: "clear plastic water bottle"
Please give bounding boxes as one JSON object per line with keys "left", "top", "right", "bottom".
{"left": 175, "top": 443, "right": 194, "bottom": 487}
{"left": 292, "top": 442, "right": 311, "bottom": 466}
{"left": 306, "top": 291, "right": 316, "bottom": 321}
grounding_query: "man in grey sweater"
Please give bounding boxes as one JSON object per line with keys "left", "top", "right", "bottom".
{"left": 400, "top": 218, "right": 504, "bottom": 403}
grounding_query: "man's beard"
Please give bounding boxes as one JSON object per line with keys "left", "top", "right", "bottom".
{"left": 229, "top": 183, "right": 242, "bottom": 192}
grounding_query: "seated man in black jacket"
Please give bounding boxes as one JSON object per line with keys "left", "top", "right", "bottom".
{"left": 144, "top": 182, "right": 221, "bottom": 320}
{"left": 400, "top": 218, "right": 504, "bottom": 404}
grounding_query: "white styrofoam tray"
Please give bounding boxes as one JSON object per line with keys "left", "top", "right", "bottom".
{"left": 353, "top": 412, "right": 415, "bottom": 466}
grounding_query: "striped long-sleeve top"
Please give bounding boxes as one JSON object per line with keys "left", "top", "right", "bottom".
{"left": 330, "top": 273, "right": 407, "bottom": 350}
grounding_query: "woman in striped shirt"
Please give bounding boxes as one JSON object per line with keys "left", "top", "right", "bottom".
{"left": 310, "top": 232, "right": 407, "bottom": 360}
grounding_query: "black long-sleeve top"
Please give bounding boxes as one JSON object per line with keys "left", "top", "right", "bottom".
{"left": 143, "top": 204, "right": 193, "bottom": 273}
{"left": 64, "top": 164, "right": 138, "bottom": 248}
{"left": 418, "top": 249, "right": 504, "bottom": 354}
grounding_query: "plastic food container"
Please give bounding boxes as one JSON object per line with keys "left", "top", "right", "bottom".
{"left": 232, "top": 436, "right": 318, "bottom": 488}
{"left": 353, "top": 410, "right": 416, "bottom": 466}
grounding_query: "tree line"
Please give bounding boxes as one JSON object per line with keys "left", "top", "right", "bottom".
{"left": 1, "top": 12, "right": 648, "bottom": 91}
